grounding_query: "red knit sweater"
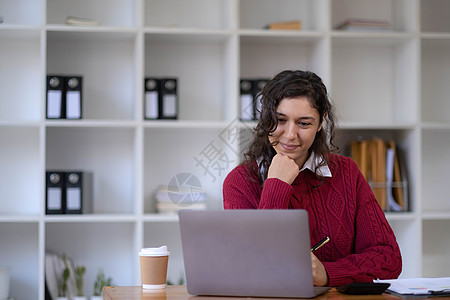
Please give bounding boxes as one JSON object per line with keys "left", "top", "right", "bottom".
{"left": 222, "top": 153, "right": 402, "bottom": 286}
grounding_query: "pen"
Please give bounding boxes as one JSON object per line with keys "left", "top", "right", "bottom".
{"left": 311, "top": 236, "right": 330, "bottom": 252}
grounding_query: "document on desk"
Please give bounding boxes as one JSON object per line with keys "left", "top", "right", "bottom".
{"left": 374, "top": 277, "right": 450, "bottom": 296}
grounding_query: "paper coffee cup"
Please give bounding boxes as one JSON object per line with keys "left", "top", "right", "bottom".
{"left": 139, "top": 246, "right": 169, "bottom": 289}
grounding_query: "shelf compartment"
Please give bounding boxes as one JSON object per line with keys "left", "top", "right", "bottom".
{"left": 0, "top": 126, "right": 41, "bottom": 216}
{"left": 0, "top": 0, "right": 42, "bottom": 26}
{"left": 240, "top": 34, "right": 329, "bottom": 84}
{"left": 45, "top": 222, "right": 137, "bottom": 296}
{"left": 239, "top": 0, "right": 327, "bottom": 31}
{"left": 46, "top": 127, "right": 137, "bottom": 214}
{"left": 46, "top": 30, "right": 138, "bottom": 120}
{"left": 423, "top": 220, "right": 450, "bottom": 277}
{"left": 46, "top": 0, "right": 137, "bottom": 27}
{"left": 143, "top": 221, "right": 184, "bottom": 284}
{"left": 420, "top": 0, "right": 450, "bottom": 33}
{"left": 144, "top": 0, "right": 233, "bottom": 30}
{"left": 421, "top": 130, "right": 450, "bottom": 214}
{"left": 337, "top": 128, "right": 419, "bottom": 213}
{"left": 0, "top": 29, "right": 41, "bottom": 122}
{"left": 0, "top": 222, "right": 39, "bottom": 300}
{"left": 332, "top": 36, "right": 418, "bottom": 125}
{"left": 331, "top": 0, "right": 416, "bottom": 32}
{"left": 143, "top": 127, "right": 236, "bottom": 214}
{"left": 421, "top": 37, "right": 450, "bottom": 123}
{"left": 144, "top": 33, "right": 236, "bottom": 122}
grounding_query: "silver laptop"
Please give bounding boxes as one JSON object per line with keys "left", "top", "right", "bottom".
{"left": 178, "top": 209, "right": 330, "bottom": 298}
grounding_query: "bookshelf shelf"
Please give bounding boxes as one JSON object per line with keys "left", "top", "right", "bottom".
{"left": 0, "top": 0, "right": 449, "bottom": 298}
{"left": 422, "top": 212, "right": 450, "bottom": 220}
{"left": 44, "top": 214, "right": 138, "bottom": 223}
{"left": 385, "top": 212, "right": 418, "bottom": 222}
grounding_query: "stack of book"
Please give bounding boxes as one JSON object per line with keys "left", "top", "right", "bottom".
{"left": 335, "top": 18, "right": 391, "bottom": 31}
{"left": 265, "top": 20, "right": 302, "bottom": 30}
{"left": 350, "top": 138, "right": 407, "bottom": 212}
{"left": 154, "top": 185, "right": 207, "bottom": 215}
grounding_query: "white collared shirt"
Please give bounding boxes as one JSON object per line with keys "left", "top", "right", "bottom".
{"left": 299, "top": 152, "right": 332, "bottom": 177}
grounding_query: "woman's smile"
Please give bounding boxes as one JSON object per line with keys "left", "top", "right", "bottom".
{"left": 280, "top": 142, "right": 300, "bottom": 151}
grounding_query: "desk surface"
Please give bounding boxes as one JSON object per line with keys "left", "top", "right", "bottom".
{"left": 102, "top": 285, "right": 450, "bottom": 300}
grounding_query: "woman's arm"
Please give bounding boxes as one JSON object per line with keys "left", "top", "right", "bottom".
{"left": 322, "top": 160, "right": 402, "bottom": 286}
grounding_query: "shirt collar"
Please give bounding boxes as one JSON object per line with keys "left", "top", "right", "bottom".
{"left": 300, "top": 152, "right": 332, "bottom": 177}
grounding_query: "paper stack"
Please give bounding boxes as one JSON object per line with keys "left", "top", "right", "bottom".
{"left": 155, "top": 185, "right": 207, "bottom": 215}
{"left": 375, "top": 277, "right": 450, "bottom": 297}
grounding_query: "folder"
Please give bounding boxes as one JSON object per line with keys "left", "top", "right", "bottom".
{"left": 46, "top": 171, "right": 65, "bottom": 214}
{"left": 46, "top": 75, "right": 64, "bottom": 119}
{"left": 388, "top": 140, "right": 404, "bottom": 209}
{"left": 144, "top": 78, "right": 160, "bottom": 120}
{"left": 370, "top": 138, "right": 387, "bottom": 210}
{"left": 65, "top": 171, "right": 92, "bottom": 214}
{"left": 349, "top": 139, "right": 370, "bottom": 181}
{"left": 240, "top": 79, "right": 255, "bottom": 121}
{"left": 160, "top": 78, "right": 178, "bottom": 119}
{"left": 64, "top": 76, "right": 82, "bottom": 119}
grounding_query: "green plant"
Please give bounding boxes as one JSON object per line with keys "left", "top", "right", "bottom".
{"left": 57, "top": 254, "right": 70, "bottom": 297}
{"left": 93, "top": 268, "right": 114, "bottom": 296}
{"left": 75, "top": 265, "right": 86, "bottom": 296}
{"left": 167, "top": 273, "right": 185, "bottom": 285}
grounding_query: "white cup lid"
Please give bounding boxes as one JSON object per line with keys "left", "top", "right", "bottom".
{"left": 139, "top": 246, "right": 169, "bottom": 256}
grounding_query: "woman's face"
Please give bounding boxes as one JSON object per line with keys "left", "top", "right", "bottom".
{"left": 268, "top": 97, "right": 322, "bottom": 168}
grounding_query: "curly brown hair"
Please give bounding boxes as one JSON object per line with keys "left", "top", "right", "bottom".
{"left": 242, "top": 70, "right": 338, "bottom": 183}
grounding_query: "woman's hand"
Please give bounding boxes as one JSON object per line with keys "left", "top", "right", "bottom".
{"left": 311, "top": 252, "right": 329, "bottom": 287}
{"left": 267, "top": 153, "right": 299, "bottom": 185}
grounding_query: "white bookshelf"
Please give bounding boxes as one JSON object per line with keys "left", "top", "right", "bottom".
{"left": 0, "top": 0, "right": 449, "bottom": 299}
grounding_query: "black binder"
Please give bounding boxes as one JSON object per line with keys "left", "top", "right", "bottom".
{"left": 46, "top": 75, "right": 65, "bottom": 119}
{"left": 240, "top": 79, "right": 255, "bottom": 121}
{"left": 240, "top": 78, "right": 270, "bottom": 121}
{"left": 144, "top": 78, "right": 160, "bottom": 120}
{"left": 45, "top": 171, "right": 65, "bottom": 214}
{"left": 160, "top": 78, "right": 178, "bottom": 119}
{"left": 64, "top": 76, "right": 82, "bottom": 119}
{"left": 65, "top": 171, "right": 92, "bottom": 214}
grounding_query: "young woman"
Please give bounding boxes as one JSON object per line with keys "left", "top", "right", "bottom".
{"left": 222, "top": 70, "right": 402, "bottom": 287}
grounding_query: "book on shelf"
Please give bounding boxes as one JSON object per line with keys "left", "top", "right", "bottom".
{"left": 154, "top": 185, "right": 207, "bottom": 215}
{"left": 349, "top": 138, "right": 407, "bottom": 212}
{"left": 335, "top": 18, "right": 391, "bottom": 31}
{"left": 66, "top": 16, "right": 100, "bottom": 27}
{"left": 265, "top": 20, "right": 302, "bottom": 31}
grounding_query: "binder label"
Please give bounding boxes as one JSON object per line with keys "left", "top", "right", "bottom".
{"left": 66, "top": 90, "right": 81, "bottom": 119}
{"left": 47, "top": 90, "right": 63, "bottom": 118}
{"left": 240, "top": 94, "right": 254, "bottom": 121}
{"left": 145, "top": 91, "right": 159, "bottom": 119}
{"left": 47, "top": 187, "right": 62, "bottom": 210}
{"left": 163, "top": 94, "right": 177, "bottom": 117}
{"left": 66, "top": 187, "right": 81, "bottom": 210}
